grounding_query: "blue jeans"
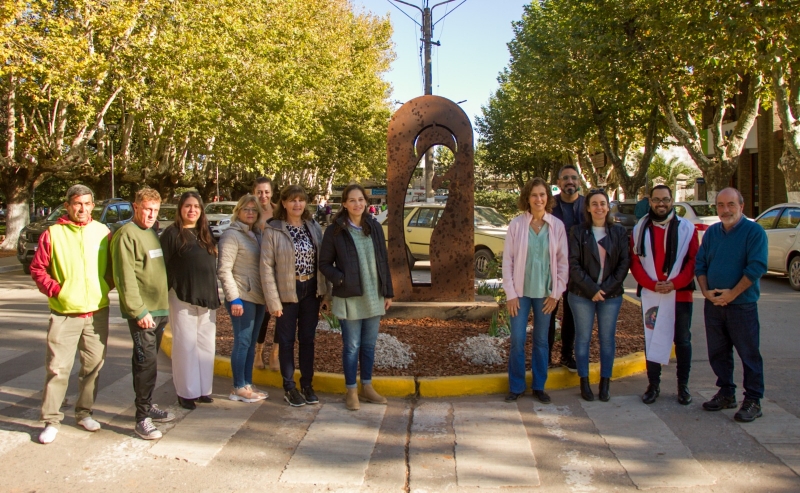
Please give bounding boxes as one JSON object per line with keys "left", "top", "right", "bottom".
{"left": 704, "top": 301, "right": 764, "bottom": 400}
{"left": 226, "top": 300, "right": 266, "bottom": 389}
{"left": 340, "top": 316, "right": 381, "bottom": 388}
{"left": 509, "top": 297, "right": 551, "bottom": 393}
{"left": 570, "top": 293, "right": 623, "bottom": 378}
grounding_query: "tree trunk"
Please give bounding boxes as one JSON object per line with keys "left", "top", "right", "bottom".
{"left": 772, "top": 63, "right": 800, "bottom": 202}
{"left": 0, "top": 176, "right": 31, "bottom": 251}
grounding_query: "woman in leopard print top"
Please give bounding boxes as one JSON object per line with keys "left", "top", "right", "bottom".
{"left": 260, "top": 184, "right": 326, "bottom": 407}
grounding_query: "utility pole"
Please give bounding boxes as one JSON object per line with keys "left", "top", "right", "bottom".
{"left": 391, "top": 0, "right": 464, "bottom": 202}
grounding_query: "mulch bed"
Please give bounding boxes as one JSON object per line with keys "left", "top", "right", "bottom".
{"left": 214, "top": 300, "right": 644, "bottom": 377}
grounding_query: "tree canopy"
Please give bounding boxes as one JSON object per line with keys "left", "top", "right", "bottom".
{"left": 0, "top": 0, "right": 394, "bottom": 249}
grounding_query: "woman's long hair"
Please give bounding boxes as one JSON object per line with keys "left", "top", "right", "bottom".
{"left": 173, "top": 191, "right": 216, "bottom": 255}
{"left": 331, "top": 184, "right": 371, "bottom": 236}
{"left": 273, "top": 184, "right": 312, "bottom": 222}
{"left": 517, "top": 177, "right": 554, "bottom": 214}
{"left": 582, "top": 189, "right": 615, "bottom": 228}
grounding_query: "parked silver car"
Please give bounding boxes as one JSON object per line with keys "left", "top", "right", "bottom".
{"left": 205, "top": 201, "right": 237, "bottom": 238}
{"left": 755, "top": 203, "right": 800, "bottom": 291}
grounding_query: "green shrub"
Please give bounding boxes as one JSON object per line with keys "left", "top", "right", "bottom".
{"left": 474, "top": 189, "right": 518, "bottom": 221}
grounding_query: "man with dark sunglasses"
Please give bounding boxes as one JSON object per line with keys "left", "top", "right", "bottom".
{"left": 549, "top": 165, "right": 585, "bottom": 372}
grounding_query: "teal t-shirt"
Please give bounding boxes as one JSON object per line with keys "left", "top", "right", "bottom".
{"left": 332, "top": 225, "right": 386, "bottom": 320}
{"left": 523, "top": 224, "right": 551, "bottom": 299}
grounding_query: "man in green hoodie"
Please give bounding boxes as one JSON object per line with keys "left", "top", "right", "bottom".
{"left": 30, "top": 185, "right": 113, "bottom": 445}
{"left": 111, "top": 187, "right": 175, "bottom": 440}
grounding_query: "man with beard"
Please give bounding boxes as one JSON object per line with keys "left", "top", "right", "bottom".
{"left": 112, "top": 187, "right": 175, "bottom": 440}
{"left": 696, "top": 188, "right": 767, "bottom": 423}
{"left": 630, "top": 185, "right": 698, "bottom": 405}
{"left": 549, "top": 165, "right": 585, "bottom": 371}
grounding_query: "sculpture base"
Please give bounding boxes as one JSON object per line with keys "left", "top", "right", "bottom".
{"left": 386, "top": 301, "right": 499, "bottom": 321}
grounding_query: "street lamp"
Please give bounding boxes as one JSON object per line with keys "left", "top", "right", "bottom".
{"left": 106, "top": 124, "right": 118, "bottom": 198}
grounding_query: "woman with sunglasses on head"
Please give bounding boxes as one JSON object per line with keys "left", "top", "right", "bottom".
{"left": 160, "top": 192, "right": 220, "bottom": 410}
{"left": 261, "top": 185, "right": 327, "bottom": 407}
{"left": 252, "top": 177, "right": 279, "bottom": 371}
{"left": 568, "top": 189, "right": 630, "bottom": 402}
{"left": 319, "top": 184, "right": 393, "bottom": 411}
{"left": 217, "top": 195, "right": 268, "bottom": 403}
{"left": 503, "top": 177, "right": 569, "bottom": 404}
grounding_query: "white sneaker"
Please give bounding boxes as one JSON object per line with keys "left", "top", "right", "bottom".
{"left": 39, "top": 425, "right": 59, "bottom": 444}
{"left": 78, "top": 417, "right": 101, "bottom": 432}
{"left": 245, "top": 384, "right": 268, "bottom": 400}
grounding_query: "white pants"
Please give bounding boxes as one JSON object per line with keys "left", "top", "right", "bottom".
{"left": 168, "top": 290, "right": 216, "bottom": 399}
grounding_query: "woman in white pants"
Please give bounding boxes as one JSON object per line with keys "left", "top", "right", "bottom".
{"left": 160, "top": 191, "right": 220, "bottom": 409}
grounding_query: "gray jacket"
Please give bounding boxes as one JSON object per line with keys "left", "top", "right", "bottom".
{"left": 217, "top": 221, "right": 265, "bottom": 305}
{"left": 260, "top": 219, "right": 326, "bottom": 313}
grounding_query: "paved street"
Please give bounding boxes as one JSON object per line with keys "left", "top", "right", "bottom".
{"left": 1, "top": 267, "right": 799, "bottom": 492}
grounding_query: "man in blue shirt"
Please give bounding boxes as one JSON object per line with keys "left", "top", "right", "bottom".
{"left": 550, "top": 165, "right": 585, "bottom": 371}
{"left": 695, "top": 188, "right": 768, "bottom": 422}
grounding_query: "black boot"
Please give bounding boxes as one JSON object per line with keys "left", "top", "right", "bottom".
{"left": 641, "top": 384, "right": 660, "bottom": 404}
{"left": 599, "top": 377, "right": 610, "bottom": 402}
{"left": 580, "top": 377, "right": 594, "bottom": 401}
{"left": 677, "top": 384, "right": 692, "bottom": 405}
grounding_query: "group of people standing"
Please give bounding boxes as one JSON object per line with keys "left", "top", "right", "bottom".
{"left": 503, "top": 167, "right": 768, "bottom": 424}
{"left": 32, "top": 179, "right": 395, "bottom": 444}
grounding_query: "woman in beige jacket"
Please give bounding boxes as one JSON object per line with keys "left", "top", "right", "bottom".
{"left": 217, "top": 195, "right": 267, "bottom": 403}
{"left": 261, "top": 184, "right": 326, "bottom": 407}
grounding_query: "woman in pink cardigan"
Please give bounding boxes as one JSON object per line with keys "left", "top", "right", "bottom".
{"left": 502, "top": 177, "right": 569, "bottom": 403}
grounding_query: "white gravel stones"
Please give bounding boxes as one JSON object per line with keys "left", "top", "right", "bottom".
{"left": 451, "top": 334, "right": 507, "bottom": 366}
{"left": 374, "top": 333, "right": 415, "bottom": 369}
{"left": 316, "top": 318, "right": 341, "bottom": 333}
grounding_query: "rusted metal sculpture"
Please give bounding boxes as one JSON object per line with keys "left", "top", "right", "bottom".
{"left": 387, "top": 95, "right": 475, "bottom": 301}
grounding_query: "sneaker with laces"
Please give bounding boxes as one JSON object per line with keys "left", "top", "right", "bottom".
{"left": 135, "top": 418, "right": 162, "bottom": 440}
{"left": 301, "top": 386, "right": 319, "bottom": 404}
{"left": 148, "top": 404, "right": 175, "bottom": 422}
{"left": 284, "top": 388, "right": 306, "bottom": 407}
{"left": 734, "top": 399, "right": 762, "bottom": 422}
{"left": 39, "top": 425, "right": 59, "bottom": 444}
{"left": 702, "top": 392, "right": 737, "bottom": 411}
{"left": 78, "top": 416, "right": 101, "bottom": 432}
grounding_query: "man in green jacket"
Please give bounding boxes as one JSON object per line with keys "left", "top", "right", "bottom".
{"left": 111, "top": 187, "right": 174, "bottom": 440}
{"left": 30, "top": 185, "right": 113, "bottom": 444}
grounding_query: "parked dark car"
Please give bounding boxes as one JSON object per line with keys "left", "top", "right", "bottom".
{"left": 609, "top": 201, "right": 638, "bottom": 235}
{"left": 16, "top": 198, "right": 134, "bottom": 274}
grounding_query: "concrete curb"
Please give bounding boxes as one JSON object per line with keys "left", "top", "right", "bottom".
{"left": 162, "top": 293, "right": 658, "bottom": 398}
{"left": 0, "top": 264, "right": 21, "bottom": 274}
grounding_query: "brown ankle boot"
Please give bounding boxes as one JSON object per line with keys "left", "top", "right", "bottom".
{"left": 268, "top": 344, "right": 280, "bottom": 371}
{"left": 345, "top": 388, "right": 360, "bottom": 410}
{"left": 361, "top": 384, "right": 387, "bottom": 404}
{"left": 254, "top": 343, "right": 265, "bottom": 370}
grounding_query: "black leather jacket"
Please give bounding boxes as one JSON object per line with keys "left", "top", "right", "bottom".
{"left": 568, "top": 223, "right": 630, "bottom": 299}
{"left": 319, "top": 215, "right": 394, "bottom": 299}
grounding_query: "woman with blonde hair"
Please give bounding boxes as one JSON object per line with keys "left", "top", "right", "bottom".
{"left": 218, "top": 194, "right": 267, "bottom": 403}
{"left": 261, "top": 184, "right": 326, "bottom": 407}
{"left": 161, "top": 192, "right": 220, "bottom": 410}
{"left": 502, "top": 177, "right": 569, "bottom": 403}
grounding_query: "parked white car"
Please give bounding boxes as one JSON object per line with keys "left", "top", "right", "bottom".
{"left": 205, "top": 201, "right": 238, "bottom": 238}
{"left": 674, "top": 201, "right": 720, "bottom": 243}
{"left": 755, "top": 203, "right": 800, "bottom": 291}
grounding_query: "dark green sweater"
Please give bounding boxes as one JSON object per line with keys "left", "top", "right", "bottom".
{"left": 111, "top": 222, "right": 169, "bottom": 320}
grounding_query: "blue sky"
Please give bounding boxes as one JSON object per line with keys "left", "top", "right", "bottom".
{"left": 352, "top": 0, "right": 530, "bottom": 128}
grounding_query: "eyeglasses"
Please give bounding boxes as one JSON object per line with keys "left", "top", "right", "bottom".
{"left": 560, "top": 175, "right": 580, "bottom": 182}
{"left": 650, "top": 198, "right": 672, "bottom": 204}
{"left": 242, "top": 208, "right": 259, "bottom": 214}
